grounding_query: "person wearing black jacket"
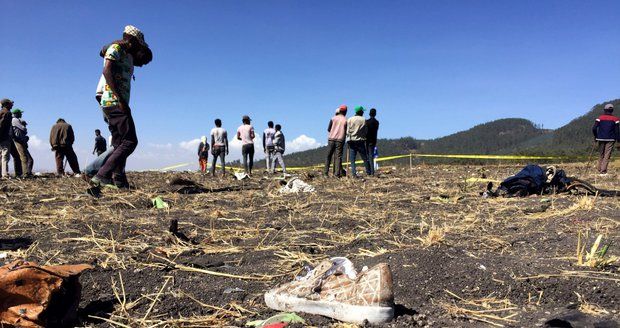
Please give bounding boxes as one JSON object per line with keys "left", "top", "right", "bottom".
{"left": 592, "top": 103, "right": 620, "bottom": 175}
{"left": 0, "top": 99, "right": 14, "bottom": 179}
{"left": 93, "top": 129, "right": 107, "bottom": 156}
{"left": 365, "top": 108, "right": 380, "bottom": 175}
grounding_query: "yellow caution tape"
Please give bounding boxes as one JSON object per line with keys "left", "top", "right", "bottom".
{"left": 158, "top": 153, "right": 587, "bottom": 172}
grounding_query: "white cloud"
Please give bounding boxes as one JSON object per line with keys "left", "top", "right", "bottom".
{"left": 28, "top": 135, "right": 44, "bottom": 149}
{"left": 148, "top": 142, "right": 173, "bottom": 150}
{"left": 287, "top": 134, "right": 322, "bottom": 153}
{"left": 179, "top": 138, "right": 201, "bottom": 152}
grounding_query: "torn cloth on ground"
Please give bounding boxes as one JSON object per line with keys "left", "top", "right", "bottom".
{"left": 279, "top": 178, "right": 315, "bottom": 193}
{"left": 0, "top": 260, "right": 92, "bottom": 328}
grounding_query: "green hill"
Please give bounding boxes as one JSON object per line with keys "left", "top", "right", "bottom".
{"left": 280, "top": 98, "right": 619, "bottom": 166}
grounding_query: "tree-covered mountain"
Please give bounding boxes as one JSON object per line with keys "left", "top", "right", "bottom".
{"left": 281, "top": 99, "right": 619, "bottom": 166}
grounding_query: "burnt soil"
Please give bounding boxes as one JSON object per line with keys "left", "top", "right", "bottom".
{"left": 1, "top": 164, "right": 619, "bottom": 327}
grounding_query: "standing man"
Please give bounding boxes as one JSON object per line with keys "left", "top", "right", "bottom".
{"left": 91, "top": 25, "right": 151, "bottom": 188}
{"left": 271, "top": 124, "right": 286, "bottom": 174}
{"left": 347, "top": 106, "right": 372, "bottom": 178}
{"left": 365, "top": 108, "right": 380, "bottom": 175}
{"left": 0, "top": 99, "right": 13, "bottom": 179}
{"left": 592, "top": 103, "right": 620, "bottom": 175}
{"left": 237, "top": 115, "right": 255, "bottom": 175}
{"left": 211, "top": 118, "right": 229, "bottom": 177}
{"left": 11, "top": 109, "right": 33, "bottom": 178}
{"left": 93, "top": 129, "right": 107, "bottom": 156}
{"left": 50, "top": 118, "right": 80, "bottom": 176}
{"left": 324, "top": 105, "right": 348, "bottom": 177}
{"left": 263, "top": 121, "right": 276, "bottom": 172}
{"left": 197, "top": 136, "right": 209, "bottom": 173}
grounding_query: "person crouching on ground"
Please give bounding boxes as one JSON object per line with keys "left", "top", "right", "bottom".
{"left": 324, "top": 105, "right": 348, "bottom": 177}
{"left": 50, "top": 118, "right": 80, "bottom": 176}
{"left": 91, "top": 25, "right": 152, "bottom": 189}
{"left": 271, "top": 124, "right": 286, "bottom": 174}
{"left": 211, "top": 118, "right": 229, "bottom": 177}
{"left": 11, "top": 108, "right": 33, "bottom": 178}
{"left": 237, "top": 115, "right": 255, "bottom": 175}
{"left": 347, "top": 106, "right": 372, "bottom": 178}
{"left": 198, "top": 136, "right": 209, "bottom": 173}
{"left": 592, "top": 103, "right": 620, "bottom": 175}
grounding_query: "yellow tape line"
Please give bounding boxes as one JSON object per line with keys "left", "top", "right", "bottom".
{"left": 158, "top": 153, "right": 586, "bottom": 172}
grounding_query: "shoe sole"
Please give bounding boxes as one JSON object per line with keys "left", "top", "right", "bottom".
{"left": 264, "top": 290, "right": 394, "bottom": 324}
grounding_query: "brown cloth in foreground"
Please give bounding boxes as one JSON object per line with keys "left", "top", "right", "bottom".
{"left": 0, "top": 260, "right": 92, "bottom": 328}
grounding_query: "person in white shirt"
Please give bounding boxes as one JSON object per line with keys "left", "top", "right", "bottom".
{"left": 263, "top": 121, "right": 276, "bottom": 173}
{"left": 236, "top": 115, "right": 255, "bottom": 175}
{"left": 210, "top": 118, "right": 228, "bottom": 177}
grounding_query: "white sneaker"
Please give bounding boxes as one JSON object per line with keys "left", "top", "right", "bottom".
{"left": 264, "top": 258, "right": 394, "bottom": 324}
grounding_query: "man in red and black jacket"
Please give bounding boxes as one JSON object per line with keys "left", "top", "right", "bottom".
{"left": 592, "top": 103, "right": 620, "bottom": 175}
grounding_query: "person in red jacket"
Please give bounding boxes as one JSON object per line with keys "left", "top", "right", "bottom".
{"left": 592, "top": 103, "right": 620, "bottom": 175}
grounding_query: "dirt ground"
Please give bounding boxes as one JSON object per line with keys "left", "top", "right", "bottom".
{"left": 1, "top": 163, "right": 619, "bottom": 327}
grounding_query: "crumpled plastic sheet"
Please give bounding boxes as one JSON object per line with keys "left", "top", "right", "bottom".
{"left": 279, "top": 178, "right": 315, "bottom": 193}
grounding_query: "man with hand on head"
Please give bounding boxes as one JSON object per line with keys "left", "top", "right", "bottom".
{"left": 91, "top": 25, "right": 152, "bottom": 189}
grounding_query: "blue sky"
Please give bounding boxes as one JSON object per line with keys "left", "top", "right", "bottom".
{"left": 1, "top": 0, "right": 619, "bottom": 171}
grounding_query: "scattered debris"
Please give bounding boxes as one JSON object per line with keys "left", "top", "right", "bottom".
{"left": 152, "top": 196, "right": 169, "bottom": 209}
{"left": 484, "top": 165, "right": 620, "bottom": 197}
{"left": 235, "top": 172, "right": 250, "bottom": 180}
{"left": 278, "top": 178, "right": 315, "bottom": 193}
{"left": 223, "top": 287, "right": 245, "bottom": 294}
{"left": 576, "top": 232, "right": 618, "bottom": 268}
{"left": 0, "top": 260, "right": 92, "bottom": 328}
{"left": 246, "top": 312, "right": 305, "bottom": 327}
{"left": 264, "top": 257, "right": 394, "bottom": 324}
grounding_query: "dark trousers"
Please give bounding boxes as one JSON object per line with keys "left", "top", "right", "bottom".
{"left": 55, "top": 145, "right": 80, "bottom": 175}
{"left": 366, "top": 142, "right": 376, "bottom": 175}
{"left": 14, "top": 141, "right": 33, "bottom": 176}
{"left": 9, "top": 142, "right": 22, "bottom": 176}
{"left": 348, "top": 140, "right": 371, "bottom": 177}
{"left": 324, "top": 140, "right": 344, "bottom": 176}
{"left": 242, "top": 144, "right": 254, "bottom": 174}
{"left": 597, "top": 141, "right": 615, "bottom": 174}
{"left": 211, "top": 146, "right": 226, "bottom": 176}
{"left": 97, "top": 106, "right": 138, "bottom": 180}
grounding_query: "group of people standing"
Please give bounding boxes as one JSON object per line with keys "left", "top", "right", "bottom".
{"left": 0, "top": 99, "right": 33, "bottom": 179}
{"left": 324, "top": 105, "right": 379, "bottom": 178}
{"left": 197, "top": 116, "right": 286, "bottom": 176}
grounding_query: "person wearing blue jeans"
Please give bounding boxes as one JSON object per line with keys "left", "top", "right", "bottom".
{"left": 346, "top": 106, "right": 371, "bottom": 177}
{"left": 348, "top": 140, "right": 371, "bottom": 177}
